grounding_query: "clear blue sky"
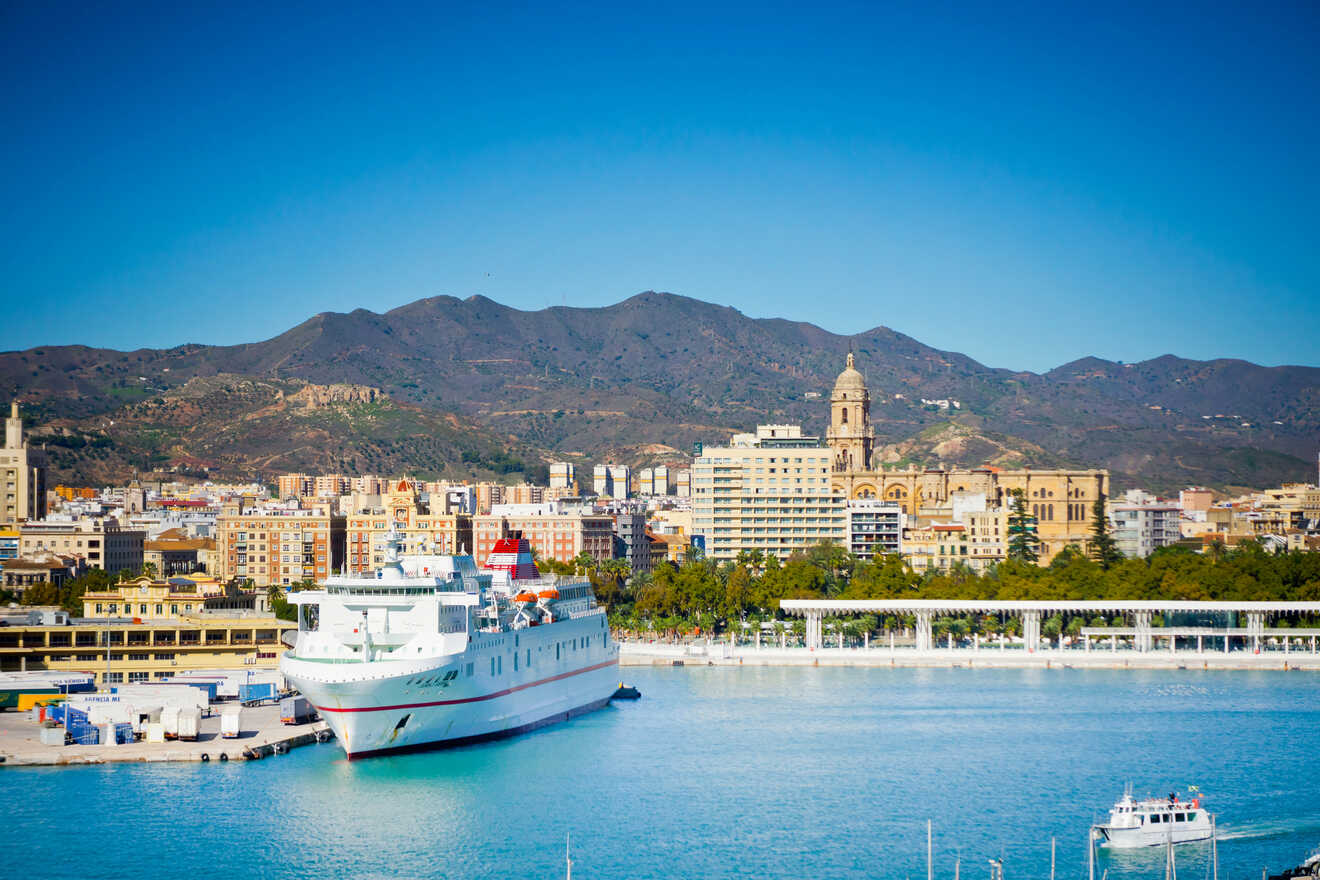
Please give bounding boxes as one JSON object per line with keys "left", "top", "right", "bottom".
{"left": 2, "top": 1, "right": 1316, "bottom": 372}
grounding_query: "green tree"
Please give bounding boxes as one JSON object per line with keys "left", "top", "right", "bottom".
{"left": 267, "top": 584, "right": 296, "bottom": 621}
{"left": 570, "top": 551, "right": 598, "bottom": 577}
{"left": 1087, "top": 497, "right": 1122, "bottom": 570}
{"left": 1006, "top": 489, "right": 1039, "bottom": 563}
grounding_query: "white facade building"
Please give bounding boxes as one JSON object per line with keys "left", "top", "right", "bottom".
{"left": 846, "top": 500, "right": 902, "bottom": 560}
{"left": 1109, "top": 502, "right": 1181, "bottom": 558}
{"left": 691, "top": 425, "right": 844, "bottom": 562}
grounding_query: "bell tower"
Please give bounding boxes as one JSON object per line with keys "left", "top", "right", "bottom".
{"left": 826, "top": 352, "right": 874, "bottom": 473}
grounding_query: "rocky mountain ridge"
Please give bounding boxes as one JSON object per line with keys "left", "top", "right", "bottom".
{"left": 3, "top": 292, "right": 1316, "bottom": 493}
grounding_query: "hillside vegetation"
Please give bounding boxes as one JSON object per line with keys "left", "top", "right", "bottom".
{"left": 4, "top": 293, "right": 1316, "bottom": 489}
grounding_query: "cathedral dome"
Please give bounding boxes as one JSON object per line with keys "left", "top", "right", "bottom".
{"left": 833, "top": 352, "right": 866, "bottom": 394}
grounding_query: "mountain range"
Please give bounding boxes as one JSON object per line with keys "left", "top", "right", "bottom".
{"left": 4, "top": 292, "right": 1317, "bottom": 494}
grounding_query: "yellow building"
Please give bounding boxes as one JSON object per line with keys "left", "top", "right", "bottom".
{"left": 0, "top": 616, "right": 294, "bottom": 684}
{"left": 81, "top": 574, "right": 236, "bottom": 620}
{"left": 1254, "top": 483, "right": 1320, "bottom": 533}
{"left": 1, "top": 402, "right": 47, "bottom": 527}
{"left": 346, "top": 481, "right": 472, "bottom": 573}
{"left": 903, "top": 509, "right": 1007, "bottom": 573}
{"left": 823, "top": 355, "right": 1108, "bottom": 564}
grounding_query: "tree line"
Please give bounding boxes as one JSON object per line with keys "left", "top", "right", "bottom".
{"left": 579, "top": 540, "right": 1320, "bottom": 636}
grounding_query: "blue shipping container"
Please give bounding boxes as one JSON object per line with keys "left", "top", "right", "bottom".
{"left": 66, "top": 722, "right": 99, "bottom": 745}
{"left": 49, "top": 705, "right": 88, "bottom": 726}
{"left": 238, "top": 683, "right": 276, "bottom": 702}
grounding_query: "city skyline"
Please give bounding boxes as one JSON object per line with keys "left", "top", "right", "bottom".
{"left": 2, "top": 2, "right": 1318, "bottom": 371}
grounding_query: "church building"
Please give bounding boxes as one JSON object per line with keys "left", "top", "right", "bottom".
{"left": 823, "top": 355, "right": 1109, "bottom": 564}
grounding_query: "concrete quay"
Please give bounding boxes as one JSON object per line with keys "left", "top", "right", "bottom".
{"left": 620, "top": 640, "right": 1320, "bottom": 670}
{"left": 0, "top": 703, "right": 333, "bottom": 767}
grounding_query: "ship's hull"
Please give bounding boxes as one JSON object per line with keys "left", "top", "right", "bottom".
{"left": 329, "top": 692, "right": 613, "bottom": 759}
{"left": 1097, "top": 822, "right": 1213, "bottom": 848}
{"left": 282, "top": 622, "right": 619, "bottom": 758}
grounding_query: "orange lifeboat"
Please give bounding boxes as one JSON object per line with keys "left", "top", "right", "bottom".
{"left": 513, "top": 591, "right": 538, "bottom": 603}
{"left": 537, "top": 588, "right": 559, "bottom": 601}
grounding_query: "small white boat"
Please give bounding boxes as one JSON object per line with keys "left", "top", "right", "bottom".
{"left": 1095, "top": 786, "right": 1214, "bottom": 848}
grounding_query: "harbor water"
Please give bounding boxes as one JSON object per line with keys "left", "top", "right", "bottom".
{"left": 7, "top": 667, "right": 1320, "bottom": 879}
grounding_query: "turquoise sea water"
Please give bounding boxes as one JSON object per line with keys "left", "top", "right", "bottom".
{"left": 6, "top": 667, "right": 1320, "bottom": 879}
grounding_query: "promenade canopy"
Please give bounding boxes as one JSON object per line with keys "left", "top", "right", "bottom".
{"left": 779, "top": 599, "right": 1320, "bottom": 651}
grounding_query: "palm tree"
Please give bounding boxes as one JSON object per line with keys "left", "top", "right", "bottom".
{"left": 571, "top": 551, "right": 597, "bottom": 577}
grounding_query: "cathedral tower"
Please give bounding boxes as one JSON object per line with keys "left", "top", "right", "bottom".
{"left": 826, "top": 352, "right": 874, "bottom": 473}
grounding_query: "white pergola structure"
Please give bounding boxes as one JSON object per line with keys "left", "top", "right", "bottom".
{"left": 780, "top": 599, "right": 1320, "bottom": 653}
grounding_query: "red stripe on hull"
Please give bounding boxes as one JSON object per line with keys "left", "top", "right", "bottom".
{"left": 313, "top": 657, "right": 619, "bottom": 714}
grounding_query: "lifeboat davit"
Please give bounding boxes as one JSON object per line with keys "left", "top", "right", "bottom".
{"left": 537, "top": 588, "right": 559, "bottom": 601}
{"left": 513, "top": 591, "right": 538, "bottom": 603}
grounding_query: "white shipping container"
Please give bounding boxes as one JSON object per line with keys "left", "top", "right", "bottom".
{"left": 86, "top": 703, "right": 132, "bottom": 726}
{"left": 127, "top": 705, "right": 163, "bottom": 734}
{"left": 110, "top": 685, "right": 210, "bottom": 713}
{"left": 172, "top": 670, "right": 284, "bottom": 698}
{"left": 177, "top": 707, "right": 201, "bottom": 741}
{"left": 220, "top": 708, "right": 242, "bottom": 739}
{"left": 160, "top": 706, "right": 181, "bottom": 738}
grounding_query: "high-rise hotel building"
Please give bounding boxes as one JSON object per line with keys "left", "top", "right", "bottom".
{"left": 691, "top": 425, "right": 845, "bottom": 562}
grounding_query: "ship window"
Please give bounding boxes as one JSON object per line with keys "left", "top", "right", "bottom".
{"left": 513, "top": 654, "right": 518, "bottom": 671}
{"left": 491, "top": 657, "right": 495, "bottom": 676}
{"left": 498, "top": 656, "right": 502, "bottom": 674}
{"left": 557, "top": 643, "right": 560, "bottom": 660}
{"left": 1186, "top": 812, "right": 1196, "bottom": 821}
{"left": 526, "top": 649, "right": 531, "bottom": 667}
{"left": 465, "top": 663, "right": 473, "bottom": 677}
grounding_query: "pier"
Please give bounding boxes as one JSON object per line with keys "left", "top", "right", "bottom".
{"left": 0, "top": 703, "right": 333, "bottom": 767}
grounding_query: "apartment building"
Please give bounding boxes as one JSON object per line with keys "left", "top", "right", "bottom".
{"left": 1109, "top": 502, "right": 1182, "bottom": 558}
{"left": 215, "top": 502, "right": 345, "bottom": 586}
{"left": 550, "top": 463, "right": 577, "bottom": 490}
{"left": 638, "top": 466, "right": 671, "bottom": 496}
{"left": 613, "top": 511, "right": 653, "bottom": 573}
{"left": 472, "top": 512, "right": 614, "bottom": 566}
{"left": 19, "top": 518, "right": 145, "bottom": 574}
{"left": 691, "top": 425, "right": 846, "bottom": 562}
{"left": 846, "top": 500, "right": 902, "bottom": 560}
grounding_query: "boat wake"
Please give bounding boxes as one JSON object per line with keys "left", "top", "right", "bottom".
{"left": 1216, "top": 817, "right": 1320, "bottom": 843}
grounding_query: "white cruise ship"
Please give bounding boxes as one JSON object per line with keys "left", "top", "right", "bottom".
{"left": 280, "top": 531, "right": 619, "bottom": 759}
